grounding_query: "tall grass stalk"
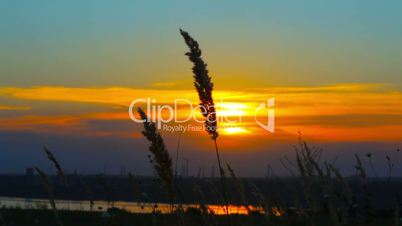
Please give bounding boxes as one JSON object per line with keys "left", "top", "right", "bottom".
{"left": 43, "top": 147, "right": 72, "bottom": 210}
{"left": 128, "top": 172, "right": 141, "bottom": 205}
{"left": 180, "top": 28, "right": 229, "bottom": 215}
{"left": 386, "top": 148, "right": 400, "bottom": 183}
{"left": 366, "top": 153, "right": 379, "bottom": 178}
{"left": 329, "top": 164, "right": 354, "bottom": 224}
{"left": 250, "top": 182, "right": 271, "bottom": 223}
{"left": 394, "top": 193, "right": 400, "bottom": 226}
{"left": 355, "top": 154, "right": 372, "bottom": 221}
{"left": 35, "top": 167, "right": 63, "bottom": 226}
{"left": 174, "top": 132, "right": 182, "bottom": 181}
{"left": 193, "top": 183, "right": 214, "bottom": 226}
{"left": 138, "top": 107, "right": 175, "bottom": 203}
{"left": 79, "top": 178, "right": 94, "bottom": 211}
{"left": 227, "top": 164, "right": 251, "bottom": 214}
{"left": 43, "top": 147, "right": 67, "bottom": 186}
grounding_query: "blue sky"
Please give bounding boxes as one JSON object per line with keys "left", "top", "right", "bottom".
{"left": 1, "top": 0, "right": 401, "bottom": 87}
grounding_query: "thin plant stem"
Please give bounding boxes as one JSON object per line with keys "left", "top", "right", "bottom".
{"left": 368, "top": 157, "right": 379, "bottom": 178}
{"left": 174, "top": 132, "right": 182, "bottom": 181}
{"left": 35, "top": 167, "right": 63, "bottom": 226}
{"left": 214, "top": 138, "right": 229, "bottom": 215}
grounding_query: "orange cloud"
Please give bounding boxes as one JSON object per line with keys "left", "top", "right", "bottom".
{"left": 0, "top": 105, "right": 30, "bottom": 111}
{"left": 0, "top": 83, "right": 401, "bottom": 143}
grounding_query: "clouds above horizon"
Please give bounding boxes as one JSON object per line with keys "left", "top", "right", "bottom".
{"left": 0, "top": 83, "right": 401, "bottom": 143}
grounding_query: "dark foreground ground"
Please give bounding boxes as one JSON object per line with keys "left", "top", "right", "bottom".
{"left": 0, "top": 208, "right": 396, "bottom": 226}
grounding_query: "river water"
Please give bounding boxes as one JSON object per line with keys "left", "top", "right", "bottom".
{"left": 0, "top": 196, "right": 264, "bottom": 215}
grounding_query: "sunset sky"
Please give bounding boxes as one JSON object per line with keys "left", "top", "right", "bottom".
{"left": 1, "top": 1, "right": 402, "bottom": 176}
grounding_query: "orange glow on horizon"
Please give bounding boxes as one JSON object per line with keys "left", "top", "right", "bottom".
{"left": 0, "top": 84, "right": 401, "bottom": 143}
